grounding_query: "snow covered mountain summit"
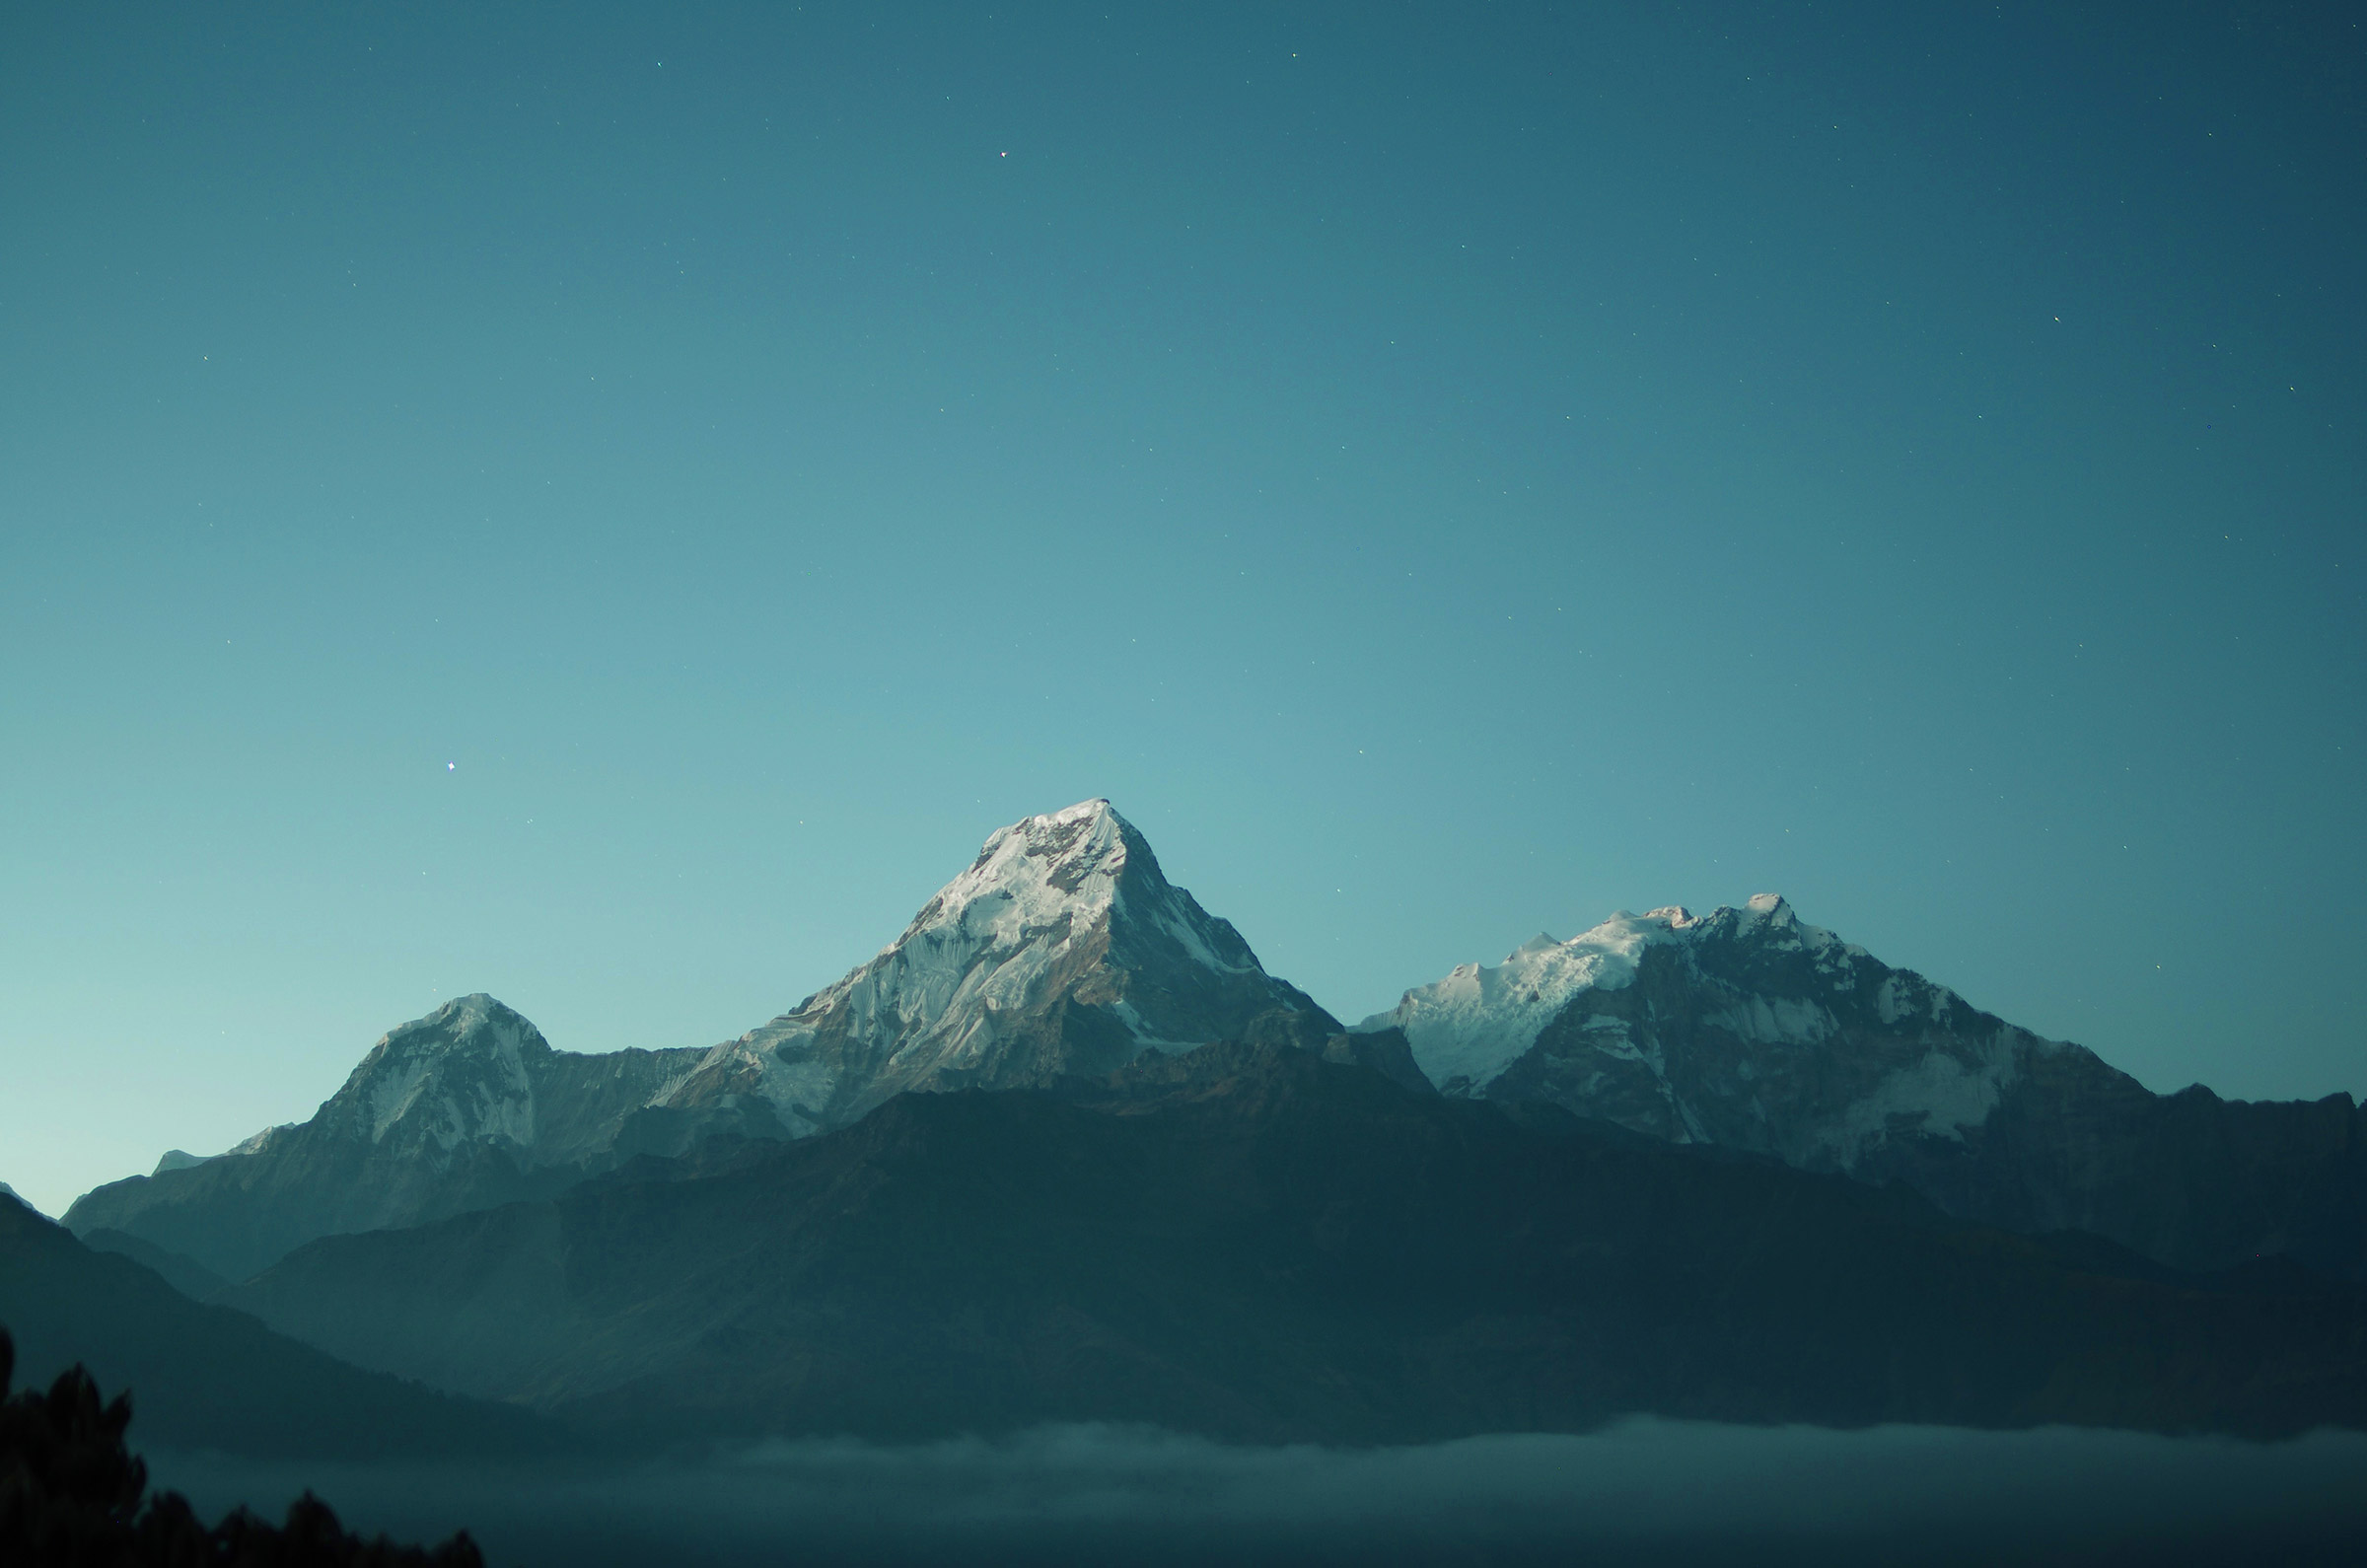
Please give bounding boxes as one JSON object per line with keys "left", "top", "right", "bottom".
{"left": 64, "top": 994, "right": 705, "bottom": 1280}
{"left": 660, "top": 799, "right": 1350, "bottom": 1133}
{"left": 1357, "top": 893, "right": 2033, "bottom": 1162}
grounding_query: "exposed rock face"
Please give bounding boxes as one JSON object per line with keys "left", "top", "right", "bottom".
{"left": 62, "top": 996, "right": 704, "bottom": 1282}
{"left": 1359, "top": 895, "right": 2367, "bottom": 1279}
{"left": 654, "top": 799, "right": 1361, "bottom": 1134}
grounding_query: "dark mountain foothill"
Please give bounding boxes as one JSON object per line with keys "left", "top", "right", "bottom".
{"left": 0, "top": 1192, "right": 559, "bottom": 1462}
{"left": 224, "top": 1039, "right": 2367, "bottom": 1447}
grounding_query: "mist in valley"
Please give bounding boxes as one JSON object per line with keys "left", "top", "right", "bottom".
{"left": 149, "top": 1419, "right": 2367, "bottom": 1568}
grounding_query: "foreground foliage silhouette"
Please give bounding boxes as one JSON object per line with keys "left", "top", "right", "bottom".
{"left": 0, "top": 1326, "right": 481, "bottom": 1567}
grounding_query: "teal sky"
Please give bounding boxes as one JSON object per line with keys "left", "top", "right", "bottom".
{"left": 4, "top": 3, "right": 2361, "bottom": 1217}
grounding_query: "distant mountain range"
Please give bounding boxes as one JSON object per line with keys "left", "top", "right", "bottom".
{"left": 63, "top": 801, "right": 1409, "bottom": 1281}
{"left": 33, "top": 800, "right": 2366, "bottom": 1447}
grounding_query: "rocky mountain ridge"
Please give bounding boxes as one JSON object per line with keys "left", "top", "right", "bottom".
{"left": 64, "top": 997, "right": 706, "bottom": 1281}
{"left": 1361, "top": 894, "right": 2366, "bottom": 1277}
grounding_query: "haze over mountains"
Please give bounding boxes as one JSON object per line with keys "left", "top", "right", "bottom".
{"left": 34, "top": 801, "right": 2367, "bottom": 1449}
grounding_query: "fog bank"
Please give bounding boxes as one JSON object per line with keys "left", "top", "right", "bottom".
{"left": 151, "top": 1420, "right": 2367, "bottom": 1567}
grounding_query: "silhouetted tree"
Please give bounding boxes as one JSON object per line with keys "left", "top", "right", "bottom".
{"left": 0, "top": 1325, "right": 481, "bottom": 1567}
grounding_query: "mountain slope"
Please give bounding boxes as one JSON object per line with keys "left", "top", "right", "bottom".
{"left": 78, "top": 1230, "right": 230, "bottom": 1303}
{"left": 1358, "top": 895, "right": 2367, "bottom": 1278}
{"left": 0, "top": 1192, "right": 554, "bottom": 1460}
{"left": 63, "top": 997, "right": 705, "bottom": 1281}
{"left": 224, "top": 1040, "right": 2367, "bottom": 1445}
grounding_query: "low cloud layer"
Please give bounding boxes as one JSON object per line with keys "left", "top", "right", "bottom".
{"left": 152, "top": 1420, "right": 2367, "bottom": 1567}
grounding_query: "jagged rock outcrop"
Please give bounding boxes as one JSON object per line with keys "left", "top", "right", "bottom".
{"left": 1359, "top": 895, "right": 2367, "bottom": 1278}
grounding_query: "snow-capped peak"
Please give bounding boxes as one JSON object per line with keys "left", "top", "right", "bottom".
{"left": 1355, "top": 907, "right": 1700, "bottom": 1092}
{"left": 1356, "top": 898, "right": 1874, "bottom": 1096}
{"left": 673, "top": 800, "right": 1334, "bottom": 1129}
{"left": 892, "top": 799, "right": 1150, "bottom": 966}
{"left": 1708, "top": 893, "right": 1861, "bottom": 961}
{"left": 802, "top": 800, "right": 1274, "bottom": 1048}
{"left": 1355, "top": 891, "right": 2029, "bottom": 1167}
{"left": 320, "top": 992, "right": 545, "bottom": 1155}
{"left": 1738, "top": 892, "right": 1806, "bottom": 938}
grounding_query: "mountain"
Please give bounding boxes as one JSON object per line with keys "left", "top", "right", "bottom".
{"left": 0, "top": 1191, "right": 555, "bottom": 1460}
{"left": 221, "top": 1039, "right": 2367, "bottom": 1444}
{"left": 1356, "top": 895, "right": 2367, "bottom": 1280}
{"left": 64, "top": 997, "right": 706, "bottom": 1281}
{"left": 64, "top": 801, "right": 1415, "bottom": 1279}
{"left": 652, "top": 799, "right": 1381, "bottom": 1137}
